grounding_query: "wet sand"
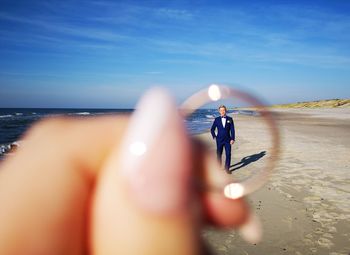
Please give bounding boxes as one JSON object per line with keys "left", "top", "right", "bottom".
{"left": 201, "top": 108, "right": 350, "bottom": 255}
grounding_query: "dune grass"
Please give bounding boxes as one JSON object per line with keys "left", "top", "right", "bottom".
{"left": 271, "top": 99, "right": 350, "bottom": 108}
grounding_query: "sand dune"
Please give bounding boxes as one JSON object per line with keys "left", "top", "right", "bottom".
{"left": 271, "top": 99, "right": 350, "bottom": 108}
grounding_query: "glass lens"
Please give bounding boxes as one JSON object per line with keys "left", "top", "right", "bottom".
{"left": 180, "top": 84, "right": 281, "bottom": 199}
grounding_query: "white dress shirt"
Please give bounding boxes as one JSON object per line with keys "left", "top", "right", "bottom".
{"left": 221, "top": 116, "right": 226, "bottom": 127}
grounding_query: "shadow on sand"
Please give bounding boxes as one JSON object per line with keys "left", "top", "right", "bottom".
{"left": 229, "top": 151, "right": 266, "bottom": 172}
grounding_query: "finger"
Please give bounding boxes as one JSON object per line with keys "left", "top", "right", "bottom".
{"left": 0, "top": 114, "right": 129, "bottom": 255}
{"left": 201, "top": 173, "right": 262, "bottom": 244}
{"left": 190, "top": 138, "right": 261, "bottom": 244}
{"left": 203, "top": 193, "right": 249, "bottom": 227}
{"left": 190, "top": 139, "right": 249, "bottom": 228}
{"left": 92, "top": 88, "right": 202, "bottom": 255}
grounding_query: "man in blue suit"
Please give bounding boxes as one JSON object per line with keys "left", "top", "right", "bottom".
{"left": 210, "top": 105, "right": 235, "bottom": 173}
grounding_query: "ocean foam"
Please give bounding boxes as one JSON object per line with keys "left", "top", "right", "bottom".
{"left": 0, "top": 141, "right": 20, "bottom": 156}
{"left": 73, "top": 112, "right": 91, "bottom": 115}
{"left": 0, "top": 115, "right": 13, "bottom": 118}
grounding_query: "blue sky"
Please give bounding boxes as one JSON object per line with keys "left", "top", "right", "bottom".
{"left": 0, "top": 0, "right": 349, "bottom": 108}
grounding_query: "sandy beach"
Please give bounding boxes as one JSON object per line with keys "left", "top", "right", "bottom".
{"left": 201, "top": 108, "right": 350, "bottom": 255}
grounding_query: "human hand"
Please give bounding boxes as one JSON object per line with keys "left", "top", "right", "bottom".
{"left": 0, "top": 88, "right": 259, "bottom": 255}
{"left": 230, "top": 140, "right": 235, "bottom": 145}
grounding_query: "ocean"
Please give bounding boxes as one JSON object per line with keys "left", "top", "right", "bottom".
{"left": 0, "top": 108, "right": 256, "bottom": 158}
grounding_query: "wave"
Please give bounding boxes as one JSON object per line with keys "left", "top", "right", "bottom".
{"left": 0, "top": 115, "right": 13, "bottom": 118}
{"left": 71, "top": 112, "right": 91, "bottom": 115}
{"left": 0, "top": 141, "right": 20, "bottom": 157}
{"left": 237, "top": 110, "right": 259, "bottom": 116}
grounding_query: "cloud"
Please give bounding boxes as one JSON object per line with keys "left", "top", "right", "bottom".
{"left": 0, "top": 2, "right": 349, "bottom": 69}
{"left": 0, "top": 12, "right": 128, "bottom": 46}
{"left": 154, "top": 8, "right": 193, "bottom": 20}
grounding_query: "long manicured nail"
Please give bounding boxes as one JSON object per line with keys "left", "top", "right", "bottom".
{"left": 117, "top": 87, "right": 191, "bottom": 214}
{"left": 238, "top": 211, "right": 262, "bottom": 244}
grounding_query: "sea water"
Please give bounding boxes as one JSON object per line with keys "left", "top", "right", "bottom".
{"left": 0, "top": 108, "right": 256, "bottom": 158}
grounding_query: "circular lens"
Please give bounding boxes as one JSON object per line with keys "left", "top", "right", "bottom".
{"left": 180, "top": 84, "right": 280, "bottom": 199}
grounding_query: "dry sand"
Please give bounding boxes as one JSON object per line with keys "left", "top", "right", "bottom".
{"left": 200, "top": 108, "right": 350, "bottom": 255}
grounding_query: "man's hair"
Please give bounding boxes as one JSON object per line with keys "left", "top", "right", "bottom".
{"left": 218, "top": 105, "right": 227, "bottom": 111}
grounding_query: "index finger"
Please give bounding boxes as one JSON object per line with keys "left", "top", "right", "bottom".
{"left": 0, "top": 115, "right": 129, "bottom": 255}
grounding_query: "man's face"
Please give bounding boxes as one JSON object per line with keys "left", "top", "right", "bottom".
{"left": 219, "top": 107, "right": 226, "bottom": 116}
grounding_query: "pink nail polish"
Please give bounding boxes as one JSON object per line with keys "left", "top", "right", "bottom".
{"left": 117, "top": 87, "right": 191, "bottom": 214}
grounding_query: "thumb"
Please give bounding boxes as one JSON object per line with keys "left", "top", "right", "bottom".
{"left": 92, "top": 88, "right": 201, "bottom": 255}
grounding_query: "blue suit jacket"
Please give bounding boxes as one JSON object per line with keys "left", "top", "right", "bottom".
{"left": 210, "top": 116, "right": 235, "bottom": 143}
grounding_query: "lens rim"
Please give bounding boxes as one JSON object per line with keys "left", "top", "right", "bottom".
{"left": 180, "top": 84, "right": 281, "bottom": 199}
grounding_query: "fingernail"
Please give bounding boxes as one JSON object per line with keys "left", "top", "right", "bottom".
{"left": 238, "top": 211, "right": 262, "bottom": 244}
{"left": 117, "top": 87, "right": 191, "bottom": 214}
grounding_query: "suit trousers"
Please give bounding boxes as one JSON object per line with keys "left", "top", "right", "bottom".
{"left": 216, "top": 140, "right": 231, "bottom": 170}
